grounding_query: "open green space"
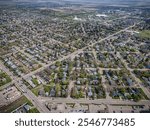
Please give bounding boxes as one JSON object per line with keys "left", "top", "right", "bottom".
{"left": 139, "top": 30, "right": 150, "bottom": 39}
{"left": 32, "top": 78, "right": 39, "bottom": 86}
{"left": 0, "top": 71, "right": 11, "bottom": 87}
{"left": 0, "top": 96, "right": 32, "bottom": 113}
{"left": 31, "top": 85, "right": 43, "bottom": 96}
{"left": 28, "top": 108, "right": 39, "bottom": 113}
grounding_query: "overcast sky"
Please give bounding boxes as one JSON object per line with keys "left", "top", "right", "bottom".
{"left": 1, "top": 0, "right": 150, "bottom": 5}
{"left": 0, "top": 0, "right": 148, "bottom": 1}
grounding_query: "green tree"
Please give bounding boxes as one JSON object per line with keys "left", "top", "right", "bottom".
{"left": 56, "top": 84, "right": 61, "bottom": 96}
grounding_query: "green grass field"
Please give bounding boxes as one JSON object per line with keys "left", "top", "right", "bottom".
{"left": 0, "top": 71, "right": 12, "bottom": 87}
{"left": 139, "top": 30, "right": 150, "bottom": 39}
{"left": 0, "top": 96, "right": 32, "bottom": 113}
{"left": 28, "top": 108, "right": 39, "bottom": 113}
{"left": 31, "top": 85, "right": 43, "bottom": 96}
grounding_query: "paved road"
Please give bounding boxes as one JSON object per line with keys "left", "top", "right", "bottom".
{"left": 116, "top": 52, "right": 150, "bottom": 99}
{"left": 0, "top": 61, "right": 14, "bottom": 79}
{"left": 22, "top": 23, "right": 142, "bottom": 79}
{"left": 38, "top": 96, "right": 150, "bottom": 106}
{"left": 15, "top": 81, "right": 49, "bottom": 113}
{"left": 1, "top": 21, "right": 149, "bottom": 113}
{"left": 0, "top": 62, "right": 50, "bottom": 112}
{"left": 0, "top": 61, "right": 21, "bottom": 90}
{"left": 14, "top": 46, "right": 45, "bottom": 66}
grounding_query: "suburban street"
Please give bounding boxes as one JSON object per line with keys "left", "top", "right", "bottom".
{"left": 0, "top": 3, "right": 149, "bottom": 113}
{"left": 2, "top": 22, "right": 149, "bottom": 112}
